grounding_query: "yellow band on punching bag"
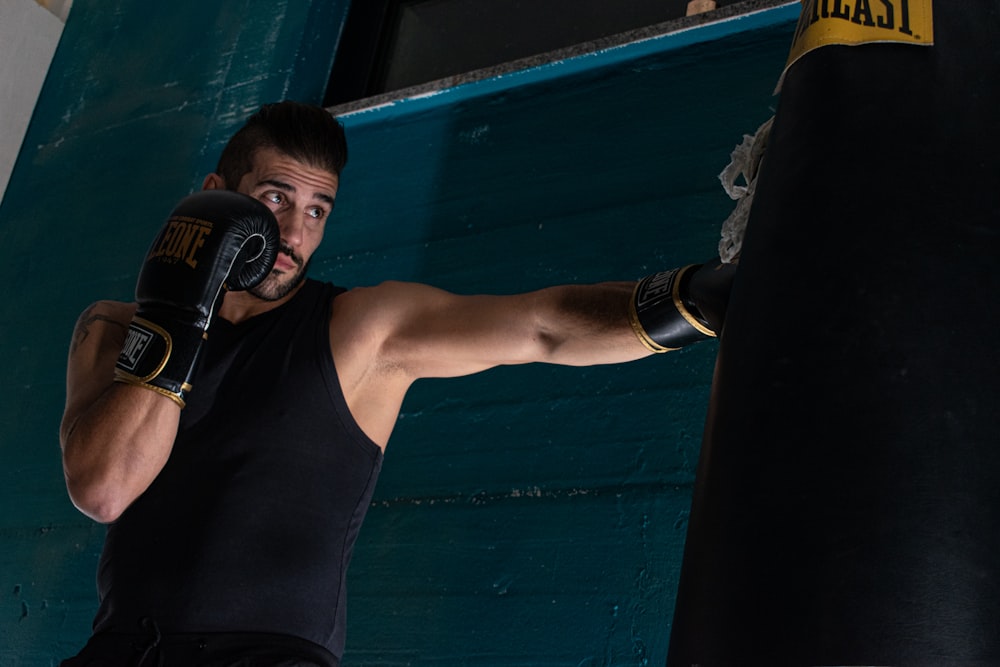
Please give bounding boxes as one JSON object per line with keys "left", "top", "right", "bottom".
{"left": 780, "top": 0, "right": 934, "bottom": 86}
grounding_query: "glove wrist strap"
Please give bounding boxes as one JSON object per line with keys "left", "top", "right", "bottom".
{"left": 629, "top": 265, "right": 716, "bottom": 353}
{"left": 113, "top": 315, "right": 205, "bottom": 407}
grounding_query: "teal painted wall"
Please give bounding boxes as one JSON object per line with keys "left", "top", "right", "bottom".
{"left": 333, "top": 17, "right": 796, "bottom": 664}
{"left": 0, "top": 0, "right": 353, "bottom": 662}
{"left": 0, "top": 1, "right": 797, "bottom": 664}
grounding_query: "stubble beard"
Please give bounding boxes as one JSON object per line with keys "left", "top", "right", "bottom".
{"left": 249, "top": 244, "right": 310, "bottom": 302}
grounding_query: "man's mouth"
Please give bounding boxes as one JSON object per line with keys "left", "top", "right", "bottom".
{"left": 274, "top": 244, "right": 302, "bottom": 271}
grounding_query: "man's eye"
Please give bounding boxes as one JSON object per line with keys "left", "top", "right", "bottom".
{"left": 264, "top": 192, "right": 283, "bottom": 205}
{"left": 307, "top": 207, "right": 325, "bottom": 220}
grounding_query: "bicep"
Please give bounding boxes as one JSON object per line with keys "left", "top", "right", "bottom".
{"left": 372, "top": 280, "right": 646, "bottom": 380}
{"left": 395, "top": 288, "right": 543, "bottom": 376}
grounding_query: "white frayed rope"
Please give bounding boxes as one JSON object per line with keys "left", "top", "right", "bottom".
{"left": 717, "top": 116, "right": 773, "bottom": 263}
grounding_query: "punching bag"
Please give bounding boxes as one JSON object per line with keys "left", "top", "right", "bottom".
{"left": 668, "top": 2, "right": 1000, "bottom": 665}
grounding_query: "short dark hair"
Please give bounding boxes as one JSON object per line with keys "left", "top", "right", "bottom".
{"left": 215, "top": 100, "right": 349, "bottom": 189}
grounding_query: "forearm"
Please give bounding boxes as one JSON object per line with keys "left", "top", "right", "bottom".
{"left": 59, "top": 192, "right": 277, "bottom": 523}
{"left": 539, "top": 257, "right": 737, "bottom": 363}
{"left": 533, "top": 281, "right": 652, "bottom": 366}
{"left": 61, "top": 383, "right": 179, "bottom": 523}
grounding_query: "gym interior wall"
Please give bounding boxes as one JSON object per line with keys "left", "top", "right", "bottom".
{"left": 0, "top": 0, "right": 797, "bottom": 663}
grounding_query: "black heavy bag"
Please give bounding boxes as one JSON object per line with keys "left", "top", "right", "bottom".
{"left": 668, "top": 2, "right": 1000, "bottom": 665}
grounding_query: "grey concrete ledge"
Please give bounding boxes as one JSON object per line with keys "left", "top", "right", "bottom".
{"left": 327, "top": 0, "right": 798, "bottom": 118}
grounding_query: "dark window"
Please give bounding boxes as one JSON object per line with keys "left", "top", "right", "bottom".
{"left": 324, "top": 0, "right": 749, "bottom": 107}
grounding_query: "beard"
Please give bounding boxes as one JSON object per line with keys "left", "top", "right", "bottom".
{"left": 249, "top": 243, "right": 309, "bottom": 302}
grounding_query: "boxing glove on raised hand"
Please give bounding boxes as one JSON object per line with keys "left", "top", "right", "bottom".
{"left": 114, "top": 190, "right": 279, "bottom": 406}
{"left": 628, "top": 258, "right": 737, "bottom": 353}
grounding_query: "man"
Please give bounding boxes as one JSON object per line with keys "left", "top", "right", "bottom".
{"left": 60, "top": 101, "right": 734, "bottom": 666}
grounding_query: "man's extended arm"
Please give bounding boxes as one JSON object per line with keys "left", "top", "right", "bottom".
{"left": 335, "top": 260, "right": 735, "bottom": 386}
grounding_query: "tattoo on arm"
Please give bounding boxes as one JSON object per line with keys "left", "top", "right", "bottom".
{"left": 71, "top": 305, "right": 126, "bottom": 354}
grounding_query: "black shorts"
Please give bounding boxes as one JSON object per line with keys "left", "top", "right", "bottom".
{"left": 61, "top": 628, "right": 339, "bottom": 667}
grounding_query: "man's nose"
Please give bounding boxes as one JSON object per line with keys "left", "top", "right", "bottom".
{"left": 276, "top": 211, "right": 303, "bottom": 247}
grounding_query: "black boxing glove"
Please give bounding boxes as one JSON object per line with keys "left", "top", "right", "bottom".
{"left": 628, "top": 258, "right": 737, "bottom": 353}
{"left": 114, "top": 190, "right": 279, "bottom": 406}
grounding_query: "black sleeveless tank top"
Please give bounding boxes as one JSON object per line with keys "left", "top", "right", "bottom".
{"left": 93, "top": 280, "right": 384, "bottom": 658}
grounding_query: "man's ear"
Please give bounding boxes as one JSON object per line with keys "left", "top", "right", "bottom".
{"left": 202, "top": 173, "right": 225, "bottom": 191}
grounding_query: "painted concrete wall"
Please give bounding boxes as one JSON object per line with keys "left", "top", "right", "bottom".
{"left": 0, "top": 0, "right": 353, "bottom": 662}
{"left": 332, "top": 14, "right": 797, "bottom": 664}
{"left": 0, "top": 0, "right": 798, "bottom": 663}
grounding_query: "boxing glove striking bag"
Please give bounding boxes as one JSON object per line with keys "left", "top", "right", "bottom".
{"left": 668, "top": 3, "right": 1000, "bottom": 665}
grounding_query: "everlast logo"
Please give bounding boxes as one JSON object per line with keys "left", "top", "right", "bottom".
{"left": 119, "top": 324, "right": 153, "bottom": 372}
{"left": 797, "top": 0, "right": 917, "bottom": 40}
{"left": 148, "top": 216, "right": 213, "bottom": 269}
{"left": 782, "top": 0, "right": 932, "bottom": 89}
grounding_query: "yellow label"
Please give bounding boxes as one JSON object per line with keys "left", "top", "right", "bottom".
{"left": 785, "top": 0, "right": 933, "bottom": 73}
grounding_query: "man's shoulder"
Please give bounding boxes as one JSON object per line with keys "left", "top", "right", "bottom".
{"left": 326, "top": 281, "right": 444, "bottom": 335}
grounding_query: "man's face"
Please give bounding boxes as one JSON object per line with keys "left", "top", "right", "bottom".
{"left": 234, "top": 147, "right": 340, "bottom": 301}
